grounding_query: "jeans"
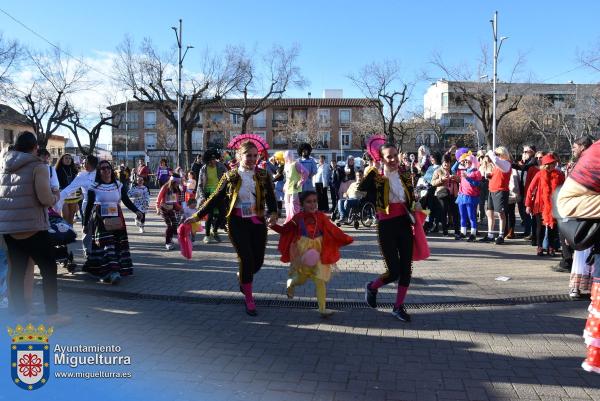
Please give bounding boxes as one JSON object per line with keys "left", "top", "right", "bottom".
{"left": 337, "top": 198, "right": 360, "bottom": 220}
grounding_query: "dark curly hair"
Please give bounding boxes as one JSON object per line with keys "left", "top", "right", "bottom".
{"left": 297, "top": 142, "right": 312, "bottom": 157}
{"left": 203, "top": 148, "right": 220, "bottom": 164}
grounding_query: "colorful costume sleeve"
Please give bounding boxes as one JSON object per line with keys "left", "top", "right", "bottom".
{"left": 296, "top": 162, "right": 309, "bottom": 186}
{"left": 272, "top": 219, "right": 299, "bottom": 263}
{"left": 319, "top": 212, "right": 353, "bottom": 264}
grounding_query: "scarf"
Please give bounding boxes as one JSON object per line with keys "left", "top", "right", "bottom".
{"left": 538, "top": 169, "right": 564, "bottom": 228}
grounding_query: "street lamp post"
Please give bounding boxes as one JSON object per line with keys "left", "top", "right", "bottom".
{"left": 491, "top": 10, "right": 508, "bottom": 150}
{"left": 172, "top": 19, "right": 193, "bottom": 169}
{"left": 125, "top": 98, "right": 129, "bottom": 165}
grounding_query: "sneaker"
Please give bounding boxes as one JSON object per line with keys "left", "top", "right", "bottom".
{"left": 165, "top": 243, "right": 175, "bottom": 250}
{"left": 478, "top": 236, "right": 493, "bottom": 243}
{"left": 139, "top": 227, "right": 144, "bottom": 234}
{"left": 213, "top": 232, "right": 222, "bottom": 243}
{"left": 319, "top": 309, "right": 335, "bottom": 318}
{"left": 466, "top": 234, "right": 477, "bottom": 242}
{"left": 203, "top": 235, "right": 215, "bottom": 244}
{"left": 365, "top": 282, "right": 377, "bottom": 308}
{"left": 495, "top": 236, "right": 504, "bottom": 245}
{"left": 286, "top": 278, "right": 295, "bottom": 299}
{"left": 391, "top": 305, "right": 411, "bottom": 322}
{"left": 551, "top": 264, "right": 570, "bottom": 273}
{"left": 454, "top": 233, "right": 465, "bottom": 241}
{"left": 569, "top": 288, "right": 581, "bottom": 299}
{"left": 537, "top": 247, "right": 544, "bottom": 256}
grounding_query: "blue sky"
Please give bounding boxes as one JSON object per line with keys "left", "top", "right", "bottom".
{"left": 1, "top": 0, "right": 600, "bottom": 143}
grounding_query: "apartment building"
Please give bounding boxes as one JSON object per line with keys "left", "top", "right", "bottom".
{"left": 422, "top": 79, "right": 600, "bottom": 150}
{"left": 0, "top": 104, "right": 30, "bottom": 149}
{"left": 108, "top": 95, "right": 377, "bottom": 166}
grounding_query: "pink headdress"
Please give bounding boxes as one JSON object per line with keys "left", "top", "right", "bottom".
{"left": 366, "top": 134, "right": 386, "bottom": 162}
{"left": 227, "top": 133, "right": 270, "bottom": 153}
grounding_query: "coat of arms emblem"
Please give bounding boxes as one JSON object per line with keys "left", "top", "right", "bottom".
{"left": 7, "top": 324, "right": 53, "bottom": 390}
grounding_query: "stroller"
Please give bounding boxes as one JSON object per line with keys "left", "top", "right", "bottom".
{"left": 48, "top": 209, "right": 77, "bottom": 273}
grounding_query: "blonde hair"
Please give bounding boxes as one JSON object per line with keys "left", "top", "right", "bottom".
{"left": 494, "top": 146, "right": 510, "bottom": 160}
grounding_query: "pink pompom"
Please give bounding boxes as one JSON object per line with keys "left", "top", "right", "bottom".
{"left": 301, "top": 248, "right": 320, "bottom": 267}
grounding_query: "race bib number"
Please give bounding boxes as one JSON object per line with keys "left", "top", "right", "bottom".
{"left": 167, "top": 193, "right": 178, "bottom": 203}
{"left": 101, "top": 203, "right": 119, "bottom": 217}
{"left": 241, "top": 201, "right": 255, "bottom": 218}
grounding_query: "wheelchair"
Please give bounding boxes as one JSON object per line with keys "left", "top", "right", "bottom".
{"left": 332, "top": 197, "right": 377, "bottom": 229}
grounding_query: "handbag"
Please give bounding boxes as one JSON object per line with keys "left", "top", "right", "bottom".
{"left": 103, "top": 216, "right": 124, "bottom": 231}
{"left": 553, "top": 185, "right": 600, "bottom": 251}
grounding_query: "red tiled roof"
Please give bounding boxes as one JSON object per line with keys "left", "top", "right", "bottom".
{"left": 108, "top": 98, "right": 378, "bottom": 110}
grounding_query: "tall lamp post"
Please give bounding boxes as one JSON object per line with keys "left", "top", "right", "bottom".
{"left": 124, "top": 97, "right": 129, "bottom": 164}
{"left": 491, "top": 10, "right": 508, "bottom": 150}
{"left": 172, "top": 19, "right": 193, "bottom": 168}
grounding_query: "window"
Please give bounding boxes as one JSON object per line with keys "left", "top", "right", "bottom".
{"left": 144, "top": 111, "right": 156, "bottom": 129}
{"left": 207, "top": 131, "right": 224, "bottom": 149}
{"left": 253, "top": 131, "right": 267, "bottom": 140}
{"left": 121, "top": 111, "right": 139, "bottom": 130}
{"left": 318, "top": 109, "right": 330, "bottom": 127}
{"left": 441, "top": 93, "right": 449, "bottom": 107}
{"left": 230, "top": 109, "right": 242, "bottom": 125}
{"left": 253, "top": 110, "right": 266, "bottom": 128}
{"left": 209, "top": 112, "right": 223, "bottom": 123}
{"left": 339, "top": 109, "right": 351, "bottom": 125}
{"left": 449, "top": 118, "right": 465, "bottom": 128}
{"left": 144, "top": 132, "right": 157, "bottom": 150}
{"left": 273, "top": 110, "right": 288, "bottom": 125}
{"left": 340, "top": 129, "right": 352, "bottom": 149}
{"left": 292, "top": 109, "right": 307, "bottom": 122}
{"left": 316, "top": 131, "right": 330, "bottom": 149}
{"left": 449, "top": 93, "right": 465, "bottom": 106}
{"left": 273, "top": 135, "right": 288, "bottom": 148}
{"left": 192, "top": 130, "right": 204, "bottom": 150}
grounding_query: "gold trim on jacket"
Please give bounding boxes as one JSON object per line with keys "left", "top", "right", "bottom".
{"left": 194, "top": 168, "right": 278, "bottom": 220}
{"left": 358, "top": 166, "right": 413, "bottom": 214}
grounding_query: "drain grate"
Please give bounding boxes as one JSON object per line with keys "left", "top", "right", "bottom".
{"left": 59, "top": 285, "right": 587, "bottom": 310}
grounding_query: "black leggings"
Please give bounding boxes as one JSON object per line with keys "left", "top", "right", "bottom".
{"left": 436, "top": 195, "right": 459, "bottom": 232}
{"left": 228, "top": 216, "right": 268, "bottom": 284}
{"left": 5, "top": 231, "right": 58, "bottom": 315}
{"left": 377, "top": 215, "right": 414, "bottom": 287}
{"left": 505, "top": 203, "right": 516, "bottom": 234}
{"left": 161, "top": 209, "right": 178, "bottom": 244}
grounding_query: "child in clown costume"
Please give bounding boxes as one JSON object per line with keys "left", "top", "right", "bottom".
{"left": 453, "top": 151, "right": 482, "bottom": 241}
{"left": 283, "top": 150, "right": 308, "bottom": 223}
{"left": 271, "top": 191, "right": 353, "bottom": 317}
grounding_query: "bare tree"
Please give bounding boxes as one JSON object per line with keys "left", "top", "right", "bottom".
{"left": 59, "top": 110, "right": 116, "bottom": 155}
{"left": 276, "top": 109, "right": 322, "bottom": 149}
{"left": 579, "top": 37, "right": 600, "bottom": 73}
{"left": 114, "top": 36, "right": 241, "bottom": 167}
{"left": 10, "top": 48, "right": 89, "bottom": 149}
{"left": 430, "top": 47, "right": 527, "bottom": 149}
{"left": 221, "top": 44, "right": 307, "bottom": 135}
{"left": 348, "top": 60, "right": 413, "bottom": 144}
{"left": 0, "top": 33, "right": 21, "bottom": 96}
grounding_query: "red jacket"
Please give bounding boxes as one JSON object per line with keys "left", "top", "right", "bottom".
{"left": 525, "top": 170, "right": 565, "bottom": 215}
{"left": 271, "top": 211, "right": 353, "bottom": 264}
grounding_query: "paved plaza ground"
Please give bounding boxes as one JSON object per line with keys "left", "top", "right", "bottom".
{"left": 2, "top": 209, "right": 600, "bottom": 400}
